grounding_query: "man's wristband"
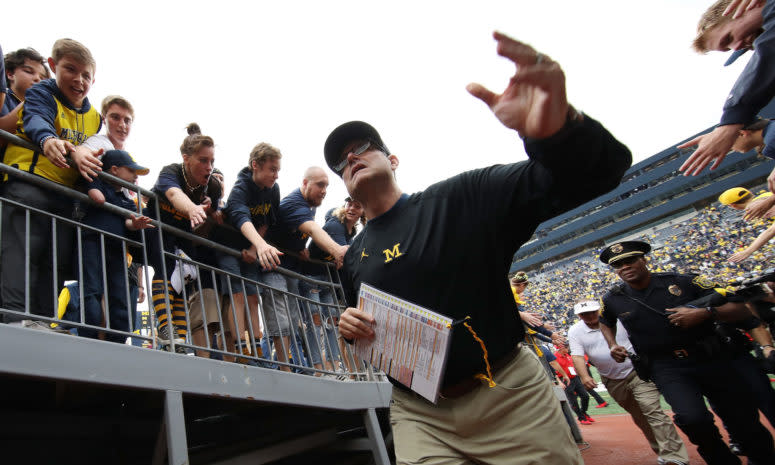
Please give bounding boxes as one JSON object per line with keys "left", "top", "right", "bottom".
{"left": 39, "top": 136, "right": 56, "bottom": 151}
{"left": 706, "top": 306, "right": 718, "bottom": 318}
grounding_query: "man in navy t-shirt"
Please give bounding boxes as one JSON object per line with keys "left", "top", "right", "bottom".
{"left": 264, "top": 166, "right": 347, "bottom": 373}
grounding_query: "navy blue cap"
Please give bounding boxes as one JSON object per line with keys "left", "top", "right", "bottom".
{"left": 101, "top": 149, "right": 149, "bottom": 175}
{"left": 724, "top": 48, "right": 749, "bottom": 66}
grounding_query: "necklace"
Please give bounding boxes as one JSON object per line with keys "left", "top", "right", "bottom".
{"left": 181, "top": 164, "right": 208, "bottom": 203}
{"left": 181, "top": 165, "right": 200, "bottom": 192}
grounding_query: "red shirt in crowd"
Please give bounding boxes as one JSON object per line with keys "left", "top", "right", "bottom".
{"left": 554, "top": 351, "right": 578, "bottom": 379}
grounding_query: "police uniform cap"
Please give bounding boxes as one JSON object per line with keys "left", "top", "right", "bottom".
{"left": 599, "top": 240, "right": 651, "bottom": 265}
{"left": 718, "top": 187, "right": 752, "bottom": 206}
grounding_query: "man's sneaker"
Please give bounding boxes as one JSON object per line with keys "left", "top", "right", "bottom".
{"left": 584, "top": 414, "right": 596, "bottom": 422}
{"left": 578, "top": 418, "right": 593, "bottom": 425}
{"left": 157, "top": 326, "right": 186, "bottom": 354}
{"left": 595, "top": 401, "right": 609, "bottom": 408}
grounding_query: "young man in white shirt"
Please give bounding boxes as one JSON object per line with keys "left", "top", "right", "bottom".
{"left": 569, "top": 300, "right": 689, "bottom": 465}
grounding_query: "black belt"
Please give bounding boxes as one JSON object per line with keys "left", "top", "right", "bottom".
{"left": 651, "top": 346, "right": 718, "bottom": 361}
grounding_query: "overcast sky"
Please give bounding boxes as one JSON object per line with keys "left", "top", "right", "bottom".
{"left": 4, "top": 0, "right": 752, "bottom": 220}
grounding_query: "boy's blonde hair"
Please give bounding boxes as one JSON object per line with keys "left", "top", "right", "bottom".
{"left": 51, "top": 38, "right": 96, "bottom": 69}
{"left": 101, "top": 95, "right": 134, "bottom": 120}
{"left": 249, "top": 142, "right": 282, "bottom": 168}
{"left": 693, "top": 0, "right": 734, "bottom": 53}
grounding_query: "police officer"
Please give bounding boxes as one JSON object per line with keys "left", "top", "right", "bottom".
{"left": 598, "top": 241, "right": 775, "bottom": 465}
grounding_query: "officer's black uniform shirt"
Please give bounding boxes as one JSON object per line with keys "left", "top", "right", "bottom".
{"left": 340, "top": 115, "right": 632, "bottom": 388}
{"left": 601, "top": 272, "right": 721, "bottom": 357}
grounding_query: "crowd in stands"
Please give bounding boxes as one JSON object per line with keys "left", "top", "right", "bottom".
{"left": 519, "top": 196, "right": 775, "bottom": 334}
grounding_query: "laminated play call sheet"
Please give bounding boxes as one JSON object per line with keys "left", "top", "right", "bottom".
{"left": 355, "top": 283, "right": 452, "bottom": 403}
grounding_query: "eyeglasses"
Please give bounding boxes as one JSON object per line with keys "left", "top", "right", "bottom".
{"left": 334, "top": 141, "right": 374, "bottom": 174}
{"left": 610, "top": 256, "right": 640, "bottom": 269}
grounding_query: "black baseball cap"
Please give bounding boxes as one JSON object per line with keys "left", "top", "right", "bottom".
{"left": 324, "top": 121, "right": 390, "bottom": 176}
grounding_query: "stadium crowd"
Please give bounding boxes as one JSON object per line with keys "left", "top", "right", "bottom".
{"left": 518, "top": 198, "right": 775, "bottom": 335}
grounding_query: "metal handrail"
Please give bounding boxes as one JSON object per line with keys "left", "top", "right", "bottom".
{"left": 0, "top": 129, "right": 342, "bottom": 286}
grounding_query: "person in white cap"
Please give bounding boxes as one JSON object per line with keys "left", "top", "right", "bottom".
{"left": 568, "top": 299, "right": 690, "bottom": 465}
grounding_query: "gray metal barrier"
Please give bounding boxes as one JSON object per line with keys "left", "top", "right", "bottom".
{"left": 0, "top": 129, "right": 367, "bottom": 379}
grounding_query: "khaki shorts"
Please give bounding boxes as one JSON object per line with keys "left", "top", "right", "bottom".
{"left": 188, "top": 288, "right": 227, "bottom": 331}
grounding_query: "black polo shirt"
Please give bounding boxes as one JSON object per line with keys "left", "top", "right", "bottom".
{"left": 340, "top": 115, "right": 632, "bottom": 389}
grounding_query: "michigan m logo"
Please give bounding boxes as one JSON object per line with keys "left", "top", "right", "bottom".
{"left": 382, "top": 243, "right": 403, "bottom": 263}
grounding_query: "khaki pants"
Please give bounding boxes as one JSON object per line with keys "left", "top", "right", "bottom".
{"left": 602, "top": 371, "right": 688, "bottom": 464}
{"left": 390, "top": 348, "right": 581, "bottom": 465}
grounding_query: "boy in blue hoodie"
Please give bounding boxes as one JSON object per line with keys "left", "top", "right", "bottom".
{"left": 216, "top": 142, "right": 282, "bottom": 362}
{"left": 1, "top": 38, "right": 102, "bottom": 324}
{"left": 81, "top": 150, "right": 152, "bottom": 342}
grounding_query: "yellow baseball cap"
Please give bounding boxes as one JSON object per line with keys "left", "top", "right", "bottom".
{"left": 719, "top": 188, "right": 751, "bottom": 206}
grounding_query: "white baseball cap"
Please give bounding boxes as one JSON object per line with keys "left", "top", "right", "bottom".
{"left": 573, "top": 300, "right": 601, "bottom": 315}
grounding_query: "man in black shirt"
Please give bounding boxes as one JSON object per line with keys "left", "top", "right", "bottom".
{"left": 599, "top": 240, "right": 775, "bottom": 465}
{"left": 323, "top": 31, "right": 632, "bottom": 464}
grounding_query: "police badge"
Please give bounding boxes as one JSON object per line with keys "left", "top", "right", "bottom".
{"left": 611, "top": 244, "right": 623, "bottom": 253}
{"left": 668, "top": 284, "right": 682, "bottom": 296}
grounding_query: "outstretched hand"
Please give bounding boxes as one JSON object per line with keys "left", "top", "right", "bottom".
{"left": 72, "top": 146, "right": 104, "bottom": 182}
{"left": 743, "top": 192, "right": 775, "bottom": 220}
{"left": 467, "top": 31, "right": 569, "bottom": 139}
{"left": 728, "top": 250, "right": 752, "bottom": 263}
{"left": 128, "top": 214, "right": 155, "bottom": 231}
{"left": 677, "top": 124, "right": 742, "bottom": 175}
